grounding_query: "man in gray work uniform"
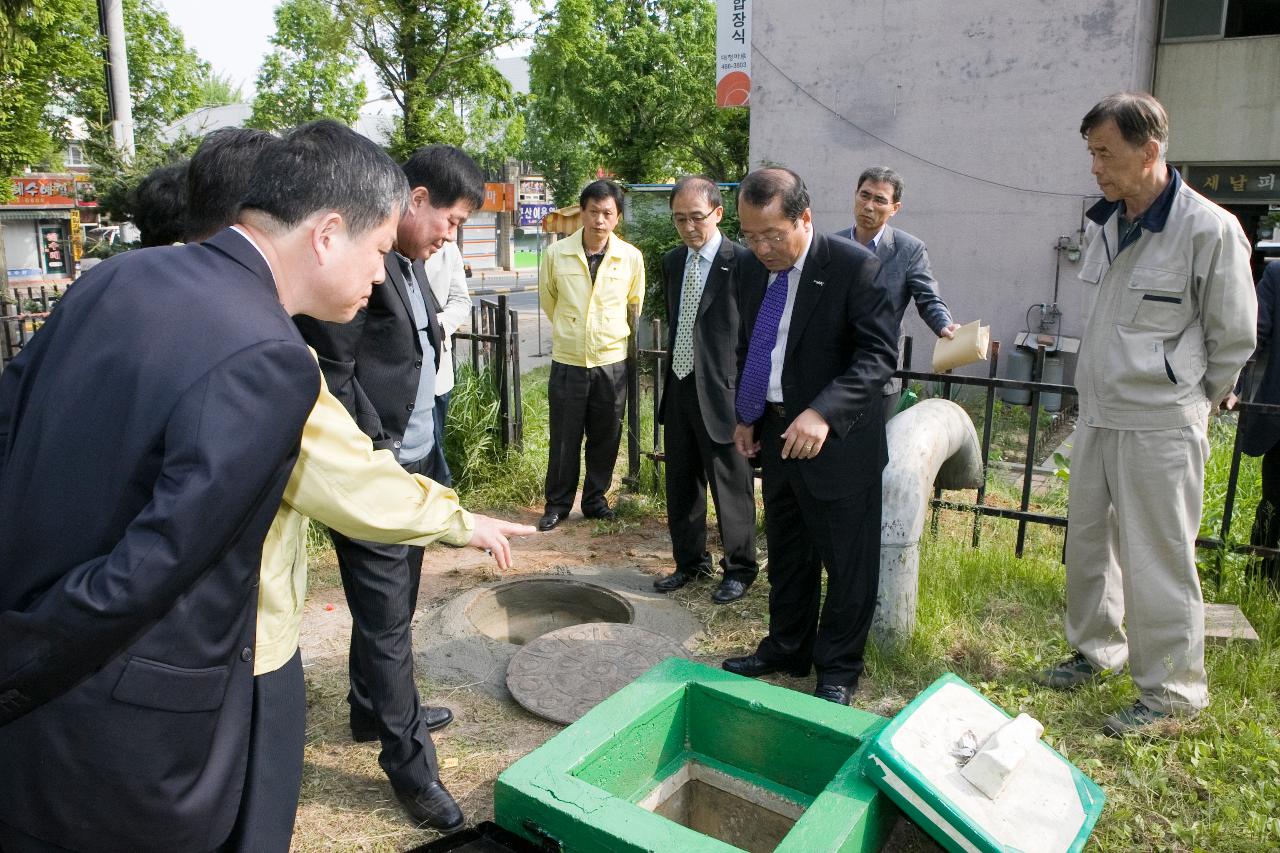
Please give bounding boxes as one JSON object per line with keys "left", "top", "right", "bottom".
{"left": 1035, "top": 92, "right": 1256, "bottom": 736}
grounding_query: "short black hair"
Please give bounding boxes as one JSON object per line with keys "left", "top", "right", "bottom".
{"left": 856, "top": 166, "right": 904, "bottom": 203}
{"left": 185, "top": 127, "right": 276, "bottom": 241}
{"left": 579, "top": 179, "right": 624, "bottom": 211}
{"left": 133, "top": 162, "right": 189, "bottom": 247}
{"left": 669, "top": 175, "right": 721, "bottom": 210}
{"left": 401, "top": 145, "right": 485, "bottom": 210}
{"left": 1080, "top": 92, "right": 1169, "bottom": 157}
{"left": 738, "top": 167, "right": 809, "bottom": 221}
{"left": 239, "top": 119, "right": 409, "bottom": 237}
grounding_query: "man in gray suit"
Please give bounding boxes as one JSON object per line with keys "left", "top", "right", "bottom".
{"left": 835, "top": 167, "right": 959, "bottom": 419}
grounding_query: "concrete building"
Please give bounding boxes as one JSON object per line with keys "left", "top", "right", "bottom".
{"left": 748, "top": 0, "right": 1279, "bottom": 381}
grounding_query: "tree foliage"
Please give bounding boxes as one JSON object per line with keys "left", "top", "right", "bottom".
{"left": 335, "top": 0, "right": 540, "bottom": 167}
{"left": 73, "top": 0, "right": 211, "bottom": 146}
{"left": 0, "top": 0, "right": 100, "bottom": 201}
{"left": 250, "top": 0, "right": 365, "bottom": 131}
{"left": 525, "top": 0, "right": 748, "bottom": 201}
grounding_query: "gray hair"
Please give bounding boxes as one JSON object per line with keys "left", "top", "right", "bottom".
{"left": 1080, "top": 92, "right": 1169, "bottom": 159}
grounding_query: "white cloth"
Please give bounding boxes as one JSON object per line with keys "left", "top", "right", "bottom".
{"left": 766, "top": 230, "right": 812, "bottom": 402}
{"left": 423, "top": 242, "right": 471, "bottom": 396}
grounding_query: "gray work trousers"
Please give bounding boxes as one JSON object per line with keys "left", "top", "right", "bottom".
{"left": 1064, "top": 422, "right": 1210, "bottom": 714}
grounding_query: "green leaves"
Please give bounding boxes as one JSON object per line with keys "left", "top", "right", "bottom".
{"left": 524, "top": 0, "right": 748, "bottom": 201}
{"left": 250, "top": 0, "right": 366, "bottom": 131}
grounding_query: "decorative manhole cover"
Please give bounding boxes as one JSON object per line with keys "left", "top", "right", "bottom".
{"left": 507, "top": 622, "right": 689, "bottom": 724}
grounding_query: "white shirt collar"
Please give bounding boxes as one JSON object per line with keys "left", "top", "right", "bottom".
{"left": 688, "top": 229, "right": 723, "bottom": 267}
{"left": 863, "top": 224, "right": 887, "bottom": 249}
{"left": 774, "top": 229, "right": 813, "bottom": 282}
{"left": 230, "top": 225, "right": 277, "bottom": 284}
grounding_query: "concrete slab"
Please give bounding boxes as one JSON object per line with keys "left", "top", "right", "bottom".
{"left": 495, "top": 658, "right": 896, "bottom": 852}
{"left": 1204, "top": 602, "right": 1260, "bottom": 644}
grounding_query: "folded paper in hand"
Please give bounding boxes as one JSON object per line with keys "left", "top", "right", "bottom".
{"left": 933, "top": 320, "right": 990, "bottom": 372}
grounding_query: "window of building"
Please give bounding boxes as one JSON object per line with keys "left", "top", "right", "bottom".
{"left": 66, "top": 144, "right": 87, "bottom": 167}
{"left": 1162, "top": 0, "right": 1280, "bottom": 40}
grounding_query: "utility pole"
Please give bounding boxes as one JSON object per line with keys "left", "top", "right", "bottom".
{"left": 97, "top": 0, "right": 135, "bottom": 161}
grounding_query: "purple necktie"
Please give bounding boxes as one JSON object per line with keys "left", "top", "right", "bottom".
{"left": 735, "top": 269, "right": 790, "bottom": 424}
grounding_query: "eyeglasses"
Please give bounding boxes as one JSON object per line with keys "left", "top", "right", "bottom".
{"left": 736, "top": 220, "right": 800, "bottom": 248}
{"left": 856, "top": 190, "right": 895, "bottom": 207}
{"left": 671, "top": 210, "right": 717, "bottom": 226}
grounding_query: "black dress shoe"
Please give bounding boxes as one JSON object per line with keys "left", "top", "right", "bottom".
{"left": 352, "top": 705, "right": 454, "bottom": 742}
{"left": 711, "top": 578, "right": 750, "bottom": 604}
{"left": 583, "top": 505, "right": 617, "bottom": 521}
{"left": 722, "top": 653, "right": 811, "bottom": 678}
{"left": 653, "top": 569, "right": 711, "bottom": 592}
{"left": 537, "top": 512, "right": 563, "bottom": 531}
{"left": 395, "top": 779, "right": 465, "bottom": 831}
{"left": 813, "top": 683, "right": 852, "bottom": 705}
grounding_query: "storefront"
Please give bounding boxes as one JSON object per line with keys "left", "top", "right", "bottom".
{"left": 1177, "top": 163, "right": 1280, "bottom": 277}
{"left": 2, "top": 174, "right": 95, "bottom": 284}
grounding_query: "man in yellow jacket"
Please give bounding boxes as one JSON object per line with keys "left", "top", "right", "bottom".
{"left": 538, "top": 180, "right": 645, "bottom": 531}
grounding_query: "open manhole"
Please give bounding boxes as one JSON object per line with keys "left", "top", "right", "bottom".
{"left": 464, "top": 577, "right": 635, "bottom": 645}
{"left": 637, "top": 760, "right": 804, "bottom": 853}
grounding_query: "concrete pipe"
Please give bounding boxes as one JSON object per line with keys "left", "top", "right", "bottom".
{"left": 873, "top": 398, "right": 984, "bottom": 650}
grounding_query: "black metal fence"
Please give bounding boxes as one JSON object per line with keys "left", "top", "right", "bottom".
{"left": 1, "top": 284, "right": 526, "bottom": 454}
{"left": 1, "top": 284, "right": 66, "bottom": 371}
{"left": 454, "top": 294, "right": 524, "bottom": 452}
{"left": 629, "top": 323, "right": 1280, "bottom": 584}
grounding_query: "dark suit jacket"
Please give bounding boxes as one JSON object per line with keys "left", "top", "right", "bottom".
{"left": 296, "top": 253, "right": 442, "bottom": 455}
{"left": 1240, "top": 260, "right": 1280, "bottom": 456}
{"left": 658, "top": 233, "right": 756, "bottom": 445}
{"left": 737, "top": 232, "right": 898, "bottom": 499}
{"left": 0, "top": 229, "right": 318, "bottom": 852}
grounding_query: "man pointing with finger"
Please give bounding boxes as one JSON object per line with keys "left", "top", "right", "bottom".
{"left": 722, "top": 167, "right": 897, "bottom": 706}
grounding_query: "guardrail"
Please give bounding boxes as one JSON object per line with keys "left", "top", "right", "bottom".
{"left": 628, "top": 324, "right": 1280, "bottom": 588}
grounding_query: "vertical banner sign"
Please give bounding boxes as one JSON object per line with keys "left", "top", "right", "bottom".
{"left": 69, "top": 209, "right": 82, "bottom": 262}
{"left": 39, "top": 225, "right": 67, "bottom": 276}
{"left": 716, "top": 0, "right": 751, "bottom": 107}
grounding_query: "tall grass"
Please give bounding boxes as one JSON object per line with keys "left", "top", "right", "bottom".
{"left": 443, "top": 364, "right": 550, "bottom": 510}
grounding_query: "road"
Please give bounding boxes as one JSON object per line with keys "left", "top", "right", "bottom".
{"left": 461, "top": 271, "right": 551, "bottom": 374}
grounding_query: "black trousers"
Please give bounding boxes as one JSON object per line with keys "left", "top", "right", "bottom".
{"left": 663, "top": 374, "right": 758, "bottom": 581}
{"left": 1250, "top": 445, "right": 1280, "bottom": 584}
{"left": 434, "top": 390, "right": 453, "bottom": 485}
{"left": 753, "top": 408, "right": 882, "bottom": 687}
{"left": 544, "top": 360, "right": 628, "bottom": 515}
{"left": 0, "top": 653, "right": 306, "bottom": 853}
{"left": 331, "top": 449, "right": 450, "bottom": 796}
{"left": 881, "top": 390, "right": 901, "bottom": 422}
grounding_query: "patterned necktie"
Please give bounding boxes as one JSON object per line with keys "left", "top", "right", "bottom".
{"left": 735, "top": 269, "right": 790, "bottom": 424}
{"left": 670, "top": 252, "right": 702, "bottom": 379}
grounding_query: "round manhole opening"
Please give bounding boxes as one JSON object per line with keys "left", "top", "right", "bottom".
{"left": 464, "top": 577, "right": 635, "bottom": 645}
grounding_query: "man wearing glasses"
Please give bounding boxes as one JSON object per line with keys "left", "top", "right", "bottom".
{"left": 652, "top": 176, "right": 759, "bottom": 604}
{"left": 723, "top": 167, "right": 897, "bottom": 705}
{"left": 835, "top": 167, "right": 960, "bottom": 419}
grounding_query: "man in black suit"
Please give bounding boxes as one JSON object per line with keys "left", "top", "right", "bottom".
{"left": 653, "top": 176, "right": 759, "bottom": 604}
{"left": 834, "top": 167, "right": 959, "bottom": 419}
{"left": 722, "top": 167, "right": 897, "bottom": 705}
{"left": 295, "top": 145, "right": 484, "bottom": 828}
{"left": 0, "top": 120, "right": 406, "bottom": 852}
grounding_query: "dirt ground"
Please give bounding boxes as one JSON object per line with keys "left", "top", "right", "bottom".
{"left": 292, "top": 506, "right": 939, "bottom": 852}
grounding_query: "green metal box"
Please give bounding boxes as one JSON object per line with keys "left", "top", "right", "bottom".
{"left": 495, "top": 658, "right": 896, "bottom": 852}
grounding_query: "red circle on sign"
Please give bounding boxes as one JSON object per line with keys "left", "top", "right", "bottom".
{"left": 717, "top": 72, "right": 751, "bottom": 107}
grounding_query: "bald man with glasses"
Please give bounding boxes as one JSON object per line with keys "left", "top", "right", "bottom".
{"left": 653, "top": 176, "right": 759, "bottom": 604}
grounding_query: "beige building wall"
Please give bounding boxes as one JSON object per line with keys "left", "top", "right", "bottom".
{"left": 1155, "top": 36, "right": 1280, "bottom": 163}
